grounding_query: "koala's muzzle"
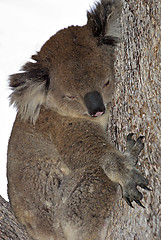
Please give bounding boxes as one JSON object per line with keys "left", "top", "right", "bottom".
{"left": 84, "top": 91, "right": 105, "bottom": 117}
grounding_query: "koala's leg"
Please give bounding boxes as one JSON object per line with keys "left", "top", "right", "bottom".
{"left": 101, "top": 134, "right": 151, "bottom": 208}
{"left": 59, "top": 166, "right": 118, "bottom": 240}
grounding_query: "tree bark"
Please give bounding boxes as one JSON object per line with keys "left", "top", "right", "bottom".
{"left": 0, "top": 0, "right": 160, "bottom": 239}
{"left": 106, "top": 0, "right": 160, "bottom": 239}
{"left": 0, "top": 196, "right": 31, "bottom": 240}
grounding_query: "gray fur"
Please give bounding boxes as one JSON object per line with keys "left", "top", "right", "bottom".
{"left": 7, "top": 1, "right": 150, "bottom": 240}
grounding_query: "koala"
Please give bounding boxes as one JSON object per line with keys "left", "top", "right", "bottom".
{"left": 7, "top": 0, "right": 150, "bottom": 240}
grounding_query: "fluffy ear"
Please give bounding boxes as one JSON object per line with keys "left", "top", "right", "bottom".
{"left": 9, "top": 56, "right": 50, "bottom": 124}
{"left": 87, "top": 0, "right": 123, "bottom": 45}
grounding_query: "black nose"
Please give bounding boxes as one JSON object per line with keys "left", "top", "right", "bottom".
{"left": 84, "top": 91, "right": 105, "bottom": 117}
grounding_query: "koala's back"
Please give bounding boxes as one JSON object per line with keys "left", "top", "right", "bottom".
{"left": 7, "top": 108, "right": 118, "bottom": 240}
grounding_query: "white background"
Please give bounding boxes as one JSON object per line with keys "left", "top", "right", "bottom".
{"left": 0, "top": 0, "right": 94, "bottom": 200}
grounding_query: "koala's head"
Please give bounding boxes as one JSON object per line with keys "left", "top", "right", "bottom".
{"left": 9, "top": 0, "right": 122, "bottom": 123}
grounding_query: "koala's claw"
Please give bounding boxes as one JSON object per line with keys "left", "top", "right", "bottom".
{"left": 123, "top": 186, "right": 144, "bottom": 208}
{"left": 127, "top": 133, "right": 134, "bottom": 140}
{"left": 124, "top": 197, "right": 134, "bottom": 208}
{"left": 126, "top": 133, "right": 145, "bottom": 161}
{"left": 124, "top": 197, "right": 145, "bottom": 208}
{"left": 134, "top": 199, "right": 145, "bottom": 208}
{"left": 139, "top": 183, "right": 152, "bottom": 191}
{"left": 126, "top": 133, "right": 135, "bottom": 151}
{"left": 122, "top": 167, "right": 151, "bottom": 208}
{"left": 137, "top": 136, "right": 145, "bottom": 143}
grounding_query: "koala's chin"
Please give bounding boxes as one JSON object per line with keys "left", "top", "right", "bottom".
{"left": 7, "top": 1, "right": 151, "bottom": 240}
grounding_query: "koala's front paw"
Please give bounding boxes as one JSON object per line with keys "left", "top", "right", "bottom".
{"left": 123, "top": 133, "right": 151, "bottom": 208}
{"left": 126, "top": 133, "right": 145, "bottom": 162}
{"left": 122, "top": 168, "right": 151, "bottom": 208}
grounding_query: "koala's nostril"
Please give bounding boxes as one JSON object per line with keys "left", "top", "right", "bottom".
{"left": 84, "top": 91, "right": 105, "bottom": 117}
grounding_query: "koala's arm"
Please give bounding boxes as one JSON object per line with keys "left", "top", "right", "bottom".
{"left": 57, "top": 116, "right": 150, "bottom": 208}
{"left": 100, "top": 134, "right": 150, "bottom": 208}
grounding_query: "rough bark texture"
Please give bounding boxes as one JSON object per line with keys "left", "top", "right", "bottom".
{"left": 106, "top": 0, "right": 160, "bottom": 239}
{"left": 0, "top": 196, "right": 31, "bottom": 240}
{"left": 0, "top": 0, "right": 160, "bottom": 239}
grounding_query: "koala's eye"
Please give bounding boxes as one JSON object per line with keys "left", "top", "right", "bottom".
{"left": 63, "top": 95, "right": 77, "bottom": 101}
{"left": 103, "top": 80, "right": 110, "bottom": 88}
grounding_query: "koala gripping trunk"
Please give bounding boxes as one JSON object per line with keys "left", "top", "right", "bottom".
{"left": 7, "top": 1, "right": 150, "bottom": 240}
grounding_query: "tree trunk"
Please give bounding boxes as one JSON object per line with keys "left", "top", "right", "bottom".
{"left": 0, "top": 0, "right": 160, "bottom": 239}
{"left": 106, "top": 0, "right": 160, "bottom": 239}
